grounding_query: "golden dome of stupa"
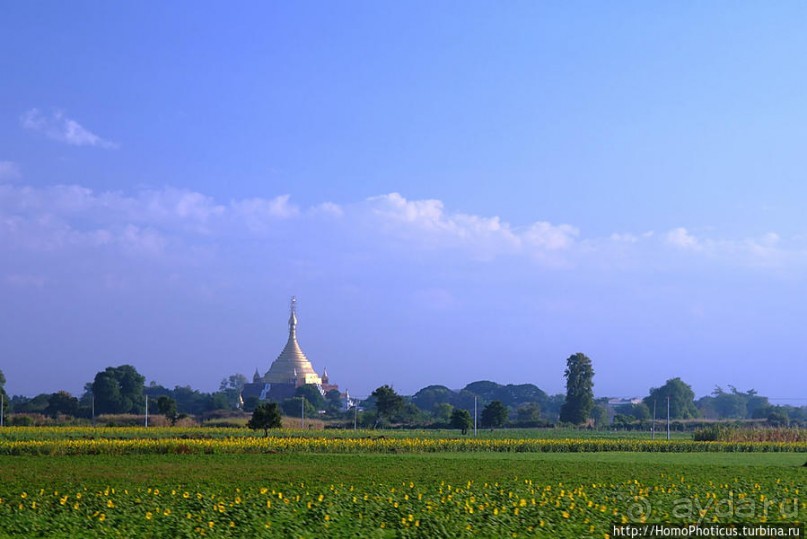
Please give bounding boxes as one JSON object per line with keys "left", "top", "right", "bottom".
{"left": 264, "top": 297, "right": 322, "bottom": 386}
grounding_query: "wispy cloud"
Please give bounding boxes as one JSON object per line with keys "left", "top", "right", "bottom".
{"left": 0, "top": 161, "right": 22, "bottom": 182}
{"left": 0, "top": 182, "right": 804, "bottom": 273}
{"left": 20, "top": 109, "right": 118, "bottom": 149}
{"left": 666, "top": 227, "right": 701, "bottom": 250}
{"left": 363, "top": 192, "right": 578, "bottom": 260}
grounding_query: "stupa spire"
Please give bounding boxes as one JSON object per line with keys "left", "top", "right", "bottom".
{"left": 288, "top": 296, "right": 298, "bottom": 337}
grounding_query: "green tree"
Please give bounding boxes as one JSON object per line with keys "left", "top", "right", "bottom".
{"left": 295, "top": 384, "right": 326, "bottom": 410}
{"left": 411, "top": 385, "right": 455, "bottom": 412}
{"left": 615, "top": 402, "right": 650, "bottom": 421}
{"left": 325, "top": 389, "right": 343, "bottom": 414}
{"left": 156, "top": 396, "right": 178, "bottom": 425}
{"left": 449, "top": 408, "right": 472, "bottom": 434}
{"left": 370, "top": 385, "right": 404, "bottom": 425}
{"left": 91, "top": 365, "right": 146, "bottom": 414}
{"left": 515, "top": 402, "right": 541, "bottom": 423}
{"left": 480, "top": 400, "right": 508, "bottom": 428}
{"left": 280, "top": 397, "right": 317, "bottom": 419}
{"left": 45, "top": 390, "right": 79, "bottom": 418}
{"left": 247, "top": 402, "right": 283, "bottom": 436}
{"left": 433, "top": 402, "right": 454, "bottom": 424}
{"left": 590, "top": 404, "right": 609, "bottom": 428}
{"left": 711, "top": 386, "right": 748, "bottom": 419}
{"left": 242, "top": 396, "right": 260, "bottom": 413}
{"left": 219, "top": 373, "right": 248, "bottom": 409}
{"left": 767, "top": 408, "right": 789, "bottom": 427}
{"left": 12, "top": 394, "right": 50, "bottom": 414}
{"left": 559, "top": 353, "right": 595, "bottom": 425}
{"left": 643, "top": 377, "right": 698, "bottom": 420}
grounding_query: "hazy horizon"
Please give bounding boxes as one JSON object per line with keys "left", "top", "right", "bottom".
{"left": 1, "top": 3, "right": 805, "bottom": 406}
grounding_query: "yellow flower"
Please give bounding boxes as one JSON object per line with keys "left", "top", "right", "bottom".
{"left": 145, "top": 512, "right": 153, "bottom": 520}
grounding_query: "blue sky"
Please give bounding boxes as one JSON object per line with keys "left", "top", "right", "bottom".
{"left": 1, "top": 2, "right": 805, "bottom": 403}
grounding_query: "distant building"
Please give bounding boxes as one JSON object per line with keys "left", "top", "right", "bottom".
{"left": 241, "top": 297, "right": 343, "bottom": 406}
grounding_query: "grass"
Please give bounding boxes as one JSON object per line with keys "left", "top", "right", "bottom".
{"left": 0, "top": 452, "right": 803, "bottom": 487}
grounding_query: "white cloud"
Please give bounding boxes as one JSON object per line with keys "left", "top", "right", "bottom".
{"left": 230, "top": 194, "right": 299, "bottom": 232}
{"left": 0, "top": 161, "right": 22, "bottom": 182}
{"left": 523, "top": 221, "right": 578, "bottom": 251}
{"left": 365, "top": 192, "right": 576, "bottom": 260}
{"left": 666, "top": 227, "right": 701, "bottom": 250}
{"left": 119, "top": 225, "right": 167, "bottom": 256}
{"left": 1, "top": 182, "right": 804, "bottom": 273}
{"left": 310, "top": 201, "right": 344, "bottom": 218}
{"left": 610, "top": 232, "right": 638, "bottom": 243}
{"left": 21, "top": 109, "right": 118, "bottom": 149}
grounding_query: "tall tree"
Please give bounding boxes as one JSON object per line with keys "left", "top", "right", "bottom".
{"left": 643, "top": 377, "right": 698, "bottom": 420}
{"left": 480, "top": 400, "right": 509, "bottom": 428}
{"left": 45, "top": 391, "right": 79, "bottom": 418}
{"left": 91, "top": 365, "right": 146, "bottom": 414}
{"left": 371, "top": 385, "right": 404, "bottom": 424}
{"left": 559, "top": 353, "right": 595, "bottom": 425}
{"left": 449, "top": 408, "right": 472, "bottom": 434}
{"left": 247, "top": 402, "right": 283, "bottom": 436}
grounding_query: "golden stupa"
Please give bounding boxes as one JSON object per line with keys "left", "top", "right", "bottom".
{"left": 264, "top": 297, "right": 322, "bottom": 386}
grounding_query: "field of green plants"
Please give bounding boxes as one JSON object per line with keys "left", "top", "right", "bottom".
{"left": 0, "top": 427, "right": 804, "bottom": 537}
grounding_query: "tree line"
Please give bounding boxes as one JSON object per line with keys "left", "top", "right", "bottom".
{"left": 0, "top": 355, "right": 804, "bottom": 428}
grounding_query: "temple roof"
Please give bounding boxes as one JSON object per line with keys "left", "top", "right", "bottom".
{"left": 265, "top": 297, "right": 322, "bottom": 385}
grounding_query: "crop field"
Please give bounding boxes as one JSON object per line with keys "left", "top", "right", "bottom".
{"left": 0, "top": 428, "right": 804, "bottom": 538}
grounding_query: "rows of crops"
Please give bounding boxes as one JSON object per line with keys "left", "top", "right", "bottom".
{"left": 0, "top": 426, "right": 692, "bottom": 442}
{"left": 2, "top": 428, "right": 803, "bottom": 537}
{"left": 2, "top": 469, "right": 803, "bottom": 537}
{"left": 1, "top": 435, "right": 804, "bottom": 456}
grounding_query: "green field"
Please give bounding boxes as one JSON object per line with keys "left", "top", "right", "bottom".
{"left": 0, "top": 429, "right": 804, "bottom": 537}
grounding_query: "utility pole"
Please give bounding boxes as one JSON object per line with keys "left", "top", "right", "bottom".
{"left": 666, "top": 396, "right": 671, "bottom": 441}
{"left": 652, "top": 400, "right": 656, "bottom": 440}
{"left": 91, "top": 394, "right": 95, "bottom": 427}
{"left": 300, "top": 396, "right": 305, "bottom": 429}
{"left": 145, "top": 396, "right": 149, "bottom": 427}
{"left": 1, "top": 393, "right": 4, "bottom": 427}
{"left": 353, "top": 404, "right": 358, "bottom": 431}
